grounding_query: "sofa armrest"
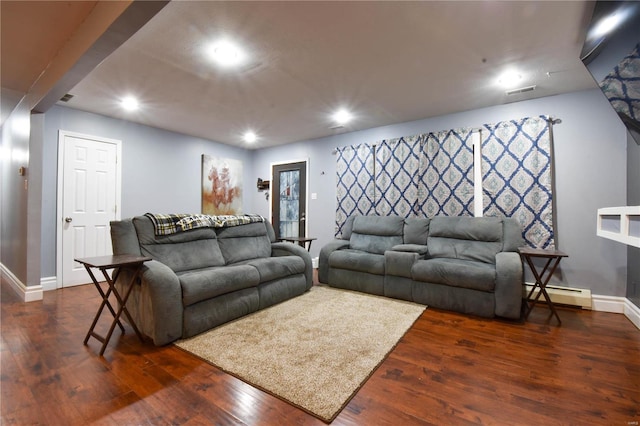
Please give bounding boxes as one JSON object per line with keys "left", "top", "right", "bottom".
{"left": 137, "top": 260, "right": 183, "bottom": 345}
{"left": 271, "top": 242, "right": 313, "bottom": 289}
{"left": 318, "top": 239, "right": 350, "bottom": 283}
{"left": 494, "top": 252, "right": 524, "bottom": 319}
{"left": 385, "top": 250, "right": 419, "bottom": 278}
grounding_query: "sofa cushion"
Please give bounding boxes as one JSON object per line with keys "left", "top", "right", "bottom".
{"left": 404, "top": 217, "right": 430, "bottom": 245}
{"left": 242, "top": 256, "right": 306, "bottom": 283}
{"left": 133, "top": 216, "right": 225, "bottom": 272}
{"left": 502, "top": 217, "right": 525, "bottom": 251}
{"left": 341, "top": 215, "right": 356, "bottom": 240}
{"left": 329, "top": 249, "right": 385, "bottom": 275}
{"left": 178, "top": 265, "right": 260, "bottom": 306}
{"left": 411, "top": 258, "right": 496, "bottom": 292}
{"left": 350, "top": 215, "right": 404, "bottom": 254}
{"left": 427, "top": 216, "right": 503, "bottom": 264}
{"left": 216, "top": 222, "right": 272, "bottom": 264}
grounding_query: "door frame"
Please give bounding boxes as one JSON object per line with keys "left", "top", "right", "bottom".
{"left": 56, "top": 130, "right": 122, "bottom": 289}
{"left": 270, "top": 158, "right": 309, "bottom": 237}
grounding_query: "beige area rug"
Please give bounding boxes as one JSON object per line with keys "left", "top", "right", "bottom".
{"left": 175, "top": 286, "right": 426, "bottom": 423}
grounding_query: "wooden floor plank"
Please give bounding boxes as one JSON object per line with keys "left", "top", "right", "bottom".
{"left": 1, "top": 276, "right": 639, "bottom": 425}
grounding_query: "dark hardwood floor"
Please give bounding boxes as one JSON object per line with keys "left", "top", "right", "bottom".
{"left": 1, "top": 274, "right": 639, "bottom": 425}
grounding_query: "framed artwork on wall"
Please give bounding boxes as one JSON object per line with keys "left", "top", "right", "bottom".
{"left": 201, "top": 154, "right": 243, "bottom": 215}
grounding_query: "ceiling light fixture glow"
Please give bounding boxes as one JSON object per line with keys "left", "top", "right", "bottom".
{"left": 332, "top": 108, "right": 353, "bottom": 125}
{"left": 592, "top": 10, "right": 629, "bottom": 39}
{"left": 207, "top": 39, "right": 246, "bottom": 67}
{"left": 121, "top": 96, "right": 139, "bottom": 111}
{"left": 243, "top": 131, "right": 257, "bottom": 143}
{"left": 497, "top": 70, "right": 522, "bottom": 88}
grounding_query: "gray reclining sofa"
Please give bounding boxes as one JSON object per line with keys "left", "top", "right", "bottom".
{"left": 110, "top": 214, "right": 313, "bottom": 345}
{"left": 319, "top": 215, "right": 524, "bottom": 319}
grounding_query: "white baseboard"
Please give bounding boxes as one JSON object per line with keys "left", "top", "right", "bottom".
{"left": 41, "top": 276, "right": 58, "bottom": 291}
{"left": 524, "top": 282, "right": 592, "bottom": 309}
{"left": 0, "top": 263, "right": 43, "bottom": 302}
{"left": 592, "top": 294, "right": 640, "bottom": 330}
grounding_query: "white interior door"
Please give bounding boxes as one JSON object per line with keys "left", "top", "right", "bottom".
{"left": 59, "top": 131, "right": 121, "bottom": 287}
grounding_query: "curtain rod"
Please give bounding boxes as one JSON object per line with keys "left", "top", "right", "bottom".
{"left": 331, "top": 116, "right": 561, "bottom": 153}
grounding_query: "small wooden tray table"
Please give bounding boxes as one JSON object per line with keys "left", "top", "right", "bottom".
{"left": 518, "top": 247, "right": 568, "bottom": 325}
{"left": 75, "top": 254, "right": 151, "bottom": 356}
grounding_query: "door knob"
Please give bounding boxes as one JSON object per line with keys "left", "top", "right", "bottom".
{"left": 65, "top": 217, "right": 73, "bottom": 223}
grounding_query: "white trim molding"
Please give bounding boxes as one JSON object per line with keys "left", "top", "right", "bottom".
{"left": 41, "top": 276, "right": 58, "bottom": 292}
{"left": 1, "top": 263, "right": 43, "bottom": 302}
{"left": 592, "top": 294, "right": 640, "bottom": 330}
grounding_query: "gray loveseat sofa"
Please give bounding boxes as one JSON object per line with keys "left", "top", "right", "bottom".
{"left": 110, "top": 214, "right": 313, "bottom": 345}
{"left": 319, "top": 215, "right": 523, "bottom": 319}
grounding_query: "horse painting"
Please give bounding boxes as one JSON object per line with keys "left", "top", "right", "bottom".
{"left": 201, "top": 155, "right": 242, "bottom": 214}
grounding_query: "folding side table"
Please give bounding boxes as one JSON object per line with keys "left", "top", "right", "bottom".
{"left": 75, "top": 254, "right": 151, "bottom": 356}
{"left": 518, "top": 247, "right": 568, "bottom": 325}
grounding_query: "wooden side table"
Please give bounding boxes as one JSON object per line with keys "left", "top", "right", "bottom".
{"left": 278, "top": 236, "right": 317, "bottom": 252}
{"left": 75, "top": 254, "right": 151, "bottom": 356}
{"left": 518, "top": 247, "right": 568, "bottom": 325}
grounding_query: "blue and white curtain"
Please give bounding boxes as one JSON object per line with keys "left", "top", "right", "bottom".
{"left": 418, "top": 128, "right": 475, "bottom": 217}
{"left": 481, "top": 116, "right": 554, "bottom": 249}
{"left": 600, "top": 43, "right": 640, "bottom": 126}
{"left": 374, "top": 136, "right": 421, "bottom": 217}
{"left": 335, "top": 144, "right": 375, "bottom": 237}
{"left": 335, "top": 116, "right": 555, "bottom": 248}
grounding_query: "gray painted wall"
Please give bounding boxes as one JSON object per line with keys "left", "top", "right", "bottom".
{"left": 252, "top": 89, "right": 629, "bottom": 296}
{"left": 1, "top": 101, "right": 30, "bottom": 284}
{"left": 38, "top": 89, "right": 629, "bottom": 297}
{"left": 41, "top": 105, "right": 254, "bottom": 278}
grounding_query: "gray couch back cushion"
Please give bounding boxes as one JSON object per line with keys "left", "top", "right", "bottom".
{"left": 350, "top": 215, "right": 404, "bottom": 254}
{"left": 404, "top": 217, "right": 430, "bottom": 245}
{"left": 502, "top": 217, "right": 525, "bottom": 251}
{"left": 427, "top": 216, "right": 503, "bottom": 264}
{"left": 110, "top": 219, "right": 142, "bottom": 256}
{"left": 133, "top": 216, "right": 225, "bottom": 272}
{"left": 216, "top": 222, "right": 272, "bottom": 264}
{"left": 341, "top": 215, "right": 356, "bottom": 240}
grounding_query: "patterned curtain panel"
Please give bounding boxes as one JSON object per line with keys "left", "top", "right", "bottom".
{"left": 418, "top": 128, "right": 475, "bottom": 217}
{"left": 374, "top": 136, "right": 421, "bottom": 217}
{"left": 481, "top": 116, "right": 554, "bottom": 249}
{"left": 600, "top": 43, "right": 640, "bottom": 128}
{"left": 335, "top": 144, "right": 375, "bottom": 237}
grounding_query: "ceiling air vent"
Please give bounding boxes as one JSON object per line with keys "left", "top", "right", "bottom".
{"left": 60, "top": 93, "right": 74, "bottom": 102}
{"left": 505, "top": 85, "right": 536, "bottom": 96}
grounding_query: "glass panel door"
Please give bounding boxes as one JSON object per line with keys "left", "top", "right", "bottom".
{"left": 272, "top": 161, "right": 307, "bottom": 238}
{"left": 279, "top": 169, "right": 300, "bottom": 237}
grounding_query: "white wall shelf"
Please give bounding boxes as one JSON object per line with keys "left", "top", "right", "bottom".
{"left": 597, "top": 206, "right": 640, "bottom": 248}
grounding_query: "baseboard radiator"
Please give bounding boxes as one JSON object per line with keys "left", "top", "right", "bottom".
{"left": 523, "top": 283, "right": 592, "bottom": 309}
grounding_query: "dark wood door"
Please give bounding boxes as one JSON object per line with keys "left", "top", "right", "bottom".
{"left": 272, "top": 161, "right": 307, "bottom": 238}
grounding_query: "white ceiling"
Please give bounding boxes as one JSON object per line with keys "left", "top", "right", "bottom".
{"left": 59, "top": 1, "right": 598, "bottom": 149}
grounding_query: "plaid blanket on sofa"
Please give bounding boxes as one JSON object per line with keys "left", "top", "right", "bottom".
{"left": 145, "top": 213, "right": 265, "bottom": 236}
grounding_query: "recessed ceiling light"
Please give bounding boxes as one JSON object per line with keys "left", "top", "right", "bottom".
{"left": 243, "top": 131, "right": 257, "bottom": 143}
{"left": 332, "top": 108, "right": 353, "bottom": 125}
{"left": 497, "top": 70, "right": 522, "bottom": 88}
{"left": 121, "top": 95, "right": 139, "bottom": 111}
{"left": 206, "top": 39, "right": 246, "bottom": 67}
